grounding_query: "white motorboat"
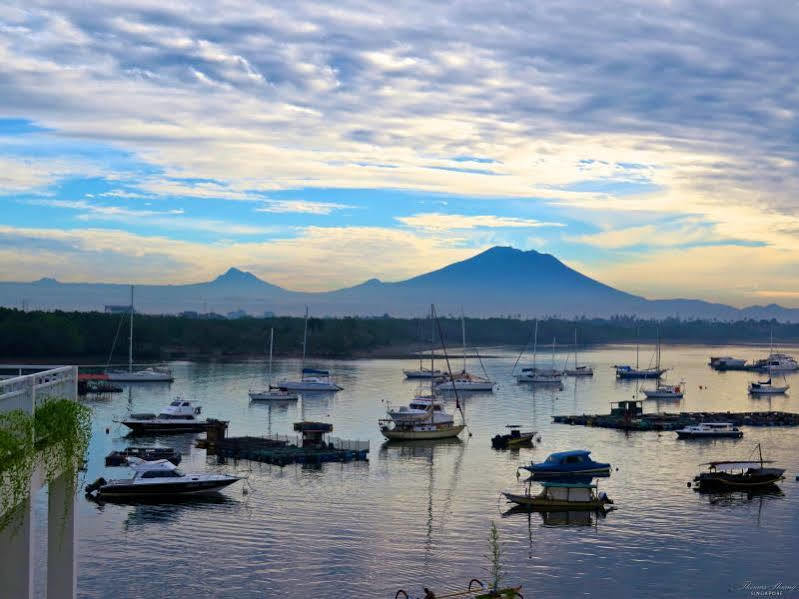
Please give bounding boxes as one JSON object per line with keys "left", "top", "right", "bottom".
{"left": 386, "top": 394, "right": 456, "bottom": 426}
{"left": 85, "top": 457, "right": 241, "bottom": 498}
{"left": 748, "top": 377, "right": 789, "bottom": 395}
{"left": 708, "top": 356, "right": 748, "bottom": 370}
{"left": 642, "top": 380, "right": 685, "bottom": 399}
{"left": 514, "top": 322, "right": 563, "bottom": 385}
{"left": 675, "top": 422, "right": 743, "bottom": 439}
{"left": 249, "top": 328, "right": 299, "bottom": 400}
{"left": 276, "top": 307, "right": 342, "bottom": 392}
{"left": 105, "top": 285, "right": 174, "bottom": 383}
{"left": 754, "top": 353, "right": 798, "bottom": 373}
{"left": 563, "top": 329, "right": 593, "bottom": 377}
{"left": 121, "top": 398, "right": 210, "bottom": 434}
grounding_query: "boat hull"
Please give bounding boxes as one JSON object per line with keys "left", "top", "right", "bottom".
{"left": 248, "top": 390, "right": 299, "bottom": 401}
{"left": 616, "top": 369, "right": 664, "bottom": 380}
{"left": 642, "top": 391, "right": 684, "bottom": 399}
{"left": 96, "top": 478, "right": 239, "bottom": 498}
{"left": 522, "top": 465, "right": 611, "bottom": 476}
{"left": 403, "top": 370, "right": 442, "bottom": 379}
{"left": 435, "top": 382, "right": 494, "bottom": 391}
{"left": 121, "top": 420, "right": 210, "bottom": 434}
{"left": 502, "top": 492, "right": 608, "bottom": 509}
{"left": 276, "top": 381, "right": 342, "bottom": 391}
{"left": 676, "top": 431, "right": 743, "bottom": 439}
{"left": 564, "top": 368, "right": 593, "bottom": 377}
{"left": 106, "top": 371, "right": 174, "bottom": 382}
{"left": 380, "top": 425, "right": 465, "bottom": 440}
{"left": 748, "top": 387, "right": 788, "bottom": 395}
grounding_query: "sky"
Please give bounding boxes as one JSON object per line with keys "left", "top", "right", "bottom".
{"left": 1, "top": 1, "right": 798, "bottom": 307}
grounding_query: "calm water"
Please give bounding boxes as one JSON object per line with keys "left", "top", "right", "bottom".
{"left": 35, "top": 345, "right": 799, "bottom": 597}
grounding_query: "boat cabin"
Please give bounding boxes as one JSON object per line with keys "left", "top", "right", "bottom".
{"left": 540, "top": 482, "right": 596, "bottom": 502}
{"left": 544, "top": 450, "right": 594, "bottom": 466}
{"left": 610, "top": 400, "right": 643, "bottom": 418}
{"left": 158, "top": 399, "right": 202, "bottom": 420}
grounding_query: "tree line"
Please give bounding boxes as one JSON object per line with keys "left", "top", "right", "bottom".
{"left": 0, "top": 307, "right": 797, "bottom": 361}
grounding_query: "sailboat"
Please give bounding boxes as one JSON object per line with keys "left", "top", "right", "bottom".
{"left": 748, "top": 329, "right": 790, "bottom": 395}
{"left": 106, "top": 286, "right": 174, "bottom": 382}
{"left": 564, "top": 329, "right": 593, "bottom": 377}
{"left": 515, "top": 320, "right": 562, "bottom": 384}
{"left": 380, "top": 305, "right": 467, "bottom": 440}
{"left": 275, "top": 307, "right": 342, "bottom": 392}
{"left": 434, "top": 311, "right": 494, "bottom": 392}
{"left": 403, "top": 310, "right": 443, "bottom": 379}
{"left": 752, "top": 328, "right": 798, "bottom": 373}
{"left": 249, "top": 328, "right": 299, "bottom": 400}
{"left": 615, "top": 327, "right": 666, "bottom": 380}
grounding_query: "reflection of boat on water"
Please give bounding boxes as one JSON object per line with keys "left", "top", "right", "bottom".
{"left": 502, "top": 504, "right": 613, "bottom": 526}
{"left": 503, "top": 481, "right": 614, "bottom": 510}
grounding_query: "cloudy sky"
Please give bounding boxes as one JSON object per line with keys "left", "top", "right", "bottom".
{"left": 1, "top": 1, "right": 798, "bottom": 306}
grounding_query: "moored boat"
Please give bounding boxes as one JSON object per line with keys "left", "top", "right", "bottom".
{"left": 121, "top": 398, "right": 212, "bottom": 434}
{"left": 675, "top": 422, "right": 743, "bottom": 439}
{"left": 249, "top": 328, "right": 300, "bottom": 400}
{"left": 491, "top": 426, "right": 539, "bottom": 449}
{"left": 642, "top": 380, "right": 685, "bottom": 399}
{"left": 503, "top": 481, "right": 614, "bottom": 510}
{"left": 692, "top": 444, "right": 785, "bottom": 490}
{"left": 85, "top": 458, "right": 240, "bottom": 498}
{"left": 748, "top": 377, "right": 789, "bottom": 395}
{"left": 520, "top": 450, "right": 611, "bottom": 476}
{"left": 276, "top": 307, "right": 343, "bottom": 392}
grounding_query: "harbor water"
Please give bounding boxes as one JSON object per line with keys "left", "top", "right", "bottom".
{"left": 29, "top": 344, "right": 799, "bottom": 597}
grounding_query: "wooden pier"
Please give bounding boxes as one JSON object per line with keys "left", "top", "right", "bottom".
{"left": 553, "top": 400, "right": 799, "bottom": 431}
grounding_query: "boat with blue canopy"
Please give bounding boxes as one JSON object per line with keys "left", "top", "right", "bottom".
{"left": 520, "top": 450, "right": 611, "bottom": 476}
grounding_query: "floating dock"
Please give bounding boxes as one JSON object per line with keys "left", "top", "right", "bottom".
{"left": 199, "top": 421, "right": 369, "bottom": 466}
{"left": 553, "top": 400, "right": 799, "bottom": 431}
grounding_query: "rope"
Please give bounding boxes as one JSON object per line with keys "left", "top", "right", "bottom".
{"left": 105, "top": 311, "right": 127, "bottom": 368}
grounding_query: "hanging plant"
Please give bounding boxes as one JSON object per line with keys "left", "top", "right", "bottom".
{"left": 0, "top": 399, "right": 92, "bottom": 532}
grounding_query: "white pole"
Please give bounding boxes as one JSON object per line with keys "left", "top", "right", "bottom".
{"left": 461, "top": 308, "right": 466, "bottom": 373}
{"left": 301, "top": 306, "right": 308, "bottom": 376}
{"left": 268, "top": 328, "right": 274, "bottom": 387}
{"left": 532, "top": 320, "right": 538, "bottom": 369}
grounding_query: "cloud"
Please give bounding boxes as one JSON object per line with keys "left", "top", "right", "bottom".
{"left": 256, "top": 199, "right": 354, "bottom": 214}
{"left": 397, "top": 212, "right": 565, "bottom": 232}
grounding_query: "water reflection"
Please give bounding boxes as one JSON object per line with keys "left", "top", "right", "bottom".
{"left": 87, "top": 494, "right": 239, "bottom": 529}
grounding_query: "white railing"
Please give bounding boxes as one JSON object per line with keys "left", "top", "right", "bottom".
{"left": 0, "top": 366, "right": 78, "bottom": 415}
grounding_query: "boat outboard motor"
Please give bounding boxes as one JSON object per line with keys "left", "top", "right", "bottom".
{"left": 84, "top": 477, "right": 107, "bottom": 496}
{"left": 598, "top": 491, "right": 613, "bottom": 504}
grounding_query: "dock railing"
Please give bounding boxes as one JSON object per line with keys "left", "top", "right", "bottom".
{"left": 327, "top": 437, "right": 370, "bottom": 452}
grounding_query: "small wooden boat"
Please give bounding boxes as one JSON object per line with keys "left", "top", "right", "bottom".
{"left": 491, "top": 426, "right": 539, "bottom": 449}
{"left": 503, "top": 481, "right": 613, "bottom": 510}
{"left": 693, "top": 444, "right": 785, "bottom": 491}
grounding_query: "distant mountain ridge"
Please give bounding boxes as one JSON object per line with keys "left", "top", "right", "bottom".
{"left": 2, "top": 246, "right": 798, "bottom": 321}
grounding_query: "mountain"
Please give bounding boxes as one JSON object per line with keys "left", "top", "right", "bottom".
{"left": 1, "top": 246, "right": 798, "bottom": 321}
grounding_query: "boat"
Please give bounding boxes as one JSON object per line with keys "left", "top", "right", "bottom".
{"left": 434, "top": 311, "right": 494, "bottom": 392}
{"left": 514, "top": 321, "right": 563, "bottom": 385}
{"left": 675, "top": 422, "right": 743, "bottom": 439}
{"left": 692, "top": 444, "right": 785, "bottom": 490}
{"left": 752, "top": 329, "right": 798, "bottom": 373}
{"left": 503, "top": 481, "right": 614, "bottom": 510}
{"left": 642, "top": 380, "right": 685, "bottom": 399}
{"left": 105, "top": 447, "right": 182, "bottom": 466}
{"left": 121, "top": 398, "right": 211, "bottom": 434}
{"left": 275, "top": 307, "right": 342, "bottom": 392}
{"left": 491, "top": 426, "right": 539, "bottom": 449}
{"left": 105, "top": 285, "right": 174, "bottom": 382}
{"left": 84, "top": 457, "right": 241, "bottom": 498}
{"left": 380, "top": 304, "right": 468, "bottom": 441}
{"left": 249, "top": 328, "right": 299, "bottom": 400}
{"left": 615, "top": 327, "right": 666, "bottom": 379}
{"left": 748, "top": 377, "right": 789, "bottom": 395}
{"left": 519, "top": 450, "right": 611, "bottom": 476}
{"left": 564, "top": 329, "right": 593, "bottom": 376}
{"left": 709, "top": 356, "right": 748, "bottom": 371}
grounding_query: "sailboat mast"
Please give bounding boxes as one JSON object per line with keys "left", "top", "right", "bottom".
{"left": 636, "top": 326, "right": 640, "bottom": 370}
{"left": 301, "top": 306, "right": 308, "bottom": 375}
{"left": 532, "top": 320, "right": 538, "bottom": 369}
{"left": 430, "top": 304, "right": 435, "bottom": 395}
{"left": 461, "top": 309, "right": 467, "bottom": 373}
{"left": 574, "top": 329, "right": 578, "bottom": 369}
{"left": 656, "top": 327, "right": 661, "bottom": 370}
{"left": 128, "top": 285, "right": 134, "bottom": 373}
{"left": 268, "top": 328, "right": 274, "bottom": 386}
{"left": 551, "top": 337, "right": 556, "bottom": 368}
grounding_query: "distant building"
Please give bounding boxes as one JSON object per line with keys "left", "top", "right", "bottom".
{"left": 263, "top": 311, "right": 275, "bottom": 318}
{"left": 179, "top": 311, "right": 199, "bottom": 319}
{"left": 105, "top": 305, "right": 132, "bottom": 314}
{"left": 226, "top": 309, "right": 248, "bottom": 319}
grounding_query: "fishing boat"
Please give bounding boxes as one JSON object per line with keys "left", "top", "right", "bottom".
{"left": 105, "top": 286, "right": 174, "bottom": 382}
{"left": 564, "top": 329, "right": 593, "bottom": 376}
{"left": 520, "top": 450, "right": 611, "bottom": 476}
{"left": 642, "top": 380, "right": 685, "bottom": 399}
{"left": 84, "top": 458, "right": 241, "bottom": 498}
{"left": 675, "top": 422, "right": 743, "bottom": 439}
{"left": 434, "top": 311, "right": 494, "bottom": 392}
{"left": 503, "top": 481, "right": 614, "bottom": 510}
{"left": 275, "top": 307, "right": 342, "bottom": 392}
{"left": 615, "top": 327, "right": 666, "bottom": 379}
{"left": 249, "top": 328, "right": 299, "bottom": 400}
{"left": 692, "top": 444, "right": 785, "bottom": 490}
{"left": 491, "top": 426, "right": 539, "bottom": 449}
{"left": 514, "top": 321, "right": 563, "bottom": 385}
{"left": 748, "top": 377, "right": 789, "bottom": 395}
{"left": 121, "top": 398, "right": 210, "bottom": 434}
